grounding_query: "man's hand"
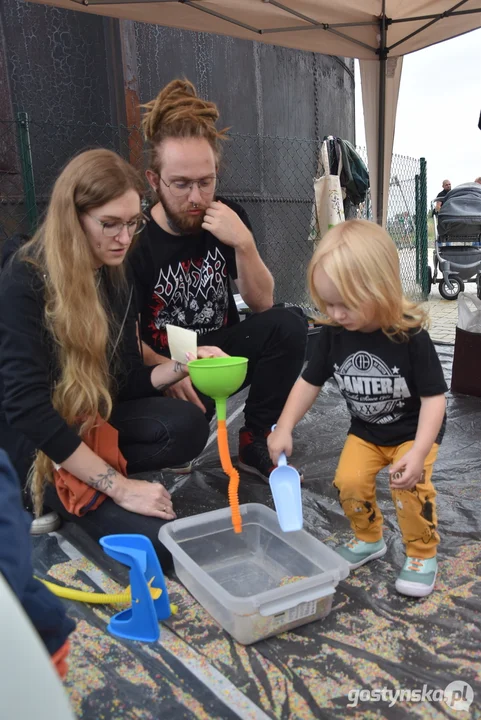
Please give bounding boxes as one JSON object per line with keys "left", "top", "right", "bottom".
{"left": 196, "top": 346, "right": 229, "bottom": 359}
{"left": 389, "top": 449, "right": 425, "bottom": 490}
{"left": 202, "top": 201, "right": 253, "bottom": 250}
{"left": 113, "top": 477, "right": 176, "bottom": 519}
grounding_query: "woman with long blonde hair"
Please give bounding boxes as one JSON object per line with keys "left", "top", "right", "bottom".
{"left": 0, "top": 148, "right": 218, "bottom": 564}
{"left": 268, "top": 219, "right": 447, "bottom": 598}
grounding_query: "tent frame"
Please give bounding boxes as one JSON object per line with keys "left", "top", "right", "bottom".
{"left": 69, "top": 0, "right": 481, "bottom": 223}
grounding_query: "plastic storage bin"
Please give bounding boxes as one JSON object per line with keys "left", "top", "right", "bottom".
{"left": 159, "top": 503, "right": 350, "bottom": 644}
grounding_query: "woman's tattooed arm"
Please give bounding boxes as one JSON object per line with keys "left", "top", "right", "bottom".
{"left": 153, "top": 361, "right": 187, "bottom": 392}
{"left": 88, "top": 463, "right": 118, "bottom": 492}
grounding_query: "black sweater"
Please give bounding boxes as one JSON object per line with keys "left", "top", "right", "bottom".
{"left": 0, "top": 257, "right": 155, "bottom": 465}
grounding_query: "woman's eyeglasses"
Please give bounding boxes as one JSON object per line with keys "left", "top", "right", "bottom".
{"left": 88, "top": 214, "right": 147, "bottom": 237}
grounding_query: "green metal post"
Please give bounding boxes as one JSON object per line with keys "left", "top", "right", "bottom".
{"left": 415, "top": 174, "right": 420, "bottom": 284}
{"left": 419, "top": 157, "right": 429, "bottom": 297}
{"left": 17, "top": 112, "right": 38, "bottom": 234}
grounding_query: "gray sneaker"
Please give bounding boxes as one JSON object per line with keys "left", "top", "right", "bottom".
{"left": 395, "top": 556, "right": 438, "bottom": 597}
{"left": 30, "top": 511, "right": 61, "bottom": 535}
{"left": 335, "top": 537, "right": 387, "bottom": 570}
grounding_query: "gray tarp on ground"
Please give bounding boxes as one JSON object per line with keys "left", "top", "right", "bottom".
{"left": 33, "top": 343, "right": 481, "bottom": 719}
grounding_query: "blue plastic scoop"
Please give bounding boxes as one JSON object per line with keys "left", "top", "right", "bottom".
{"left": 268, "top": 428, "right": 303, "bottom": 532}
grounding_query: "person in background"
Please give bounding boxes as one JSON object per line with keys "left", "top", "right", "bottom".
{"left": 268, "top": 220, "right": 447, "bottom": 598}
{"left": 435, "top": 179, "right": 451, "bottom": 211}
{"left": 0, "top": 448, "right": 75, "bottom": 678}
{"left": 129, "top": 79, "right": 308, "bottom": 482}
{"left": 0, "top": 148, "right": 224, "bottom": 564}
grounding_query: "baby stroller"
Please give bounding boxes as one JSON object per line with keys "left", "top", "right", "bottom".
{"left": 431, "top": 183, "right": 481, "bottom": 300}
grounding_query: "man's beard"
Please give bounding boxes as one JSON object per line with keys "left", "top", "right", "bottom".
{"left": 158, "top": 185, "right": 208, "bottom": 235}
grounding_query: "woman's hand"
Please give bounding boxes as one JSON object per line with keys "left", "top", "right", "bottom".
{"left": 164, "top": 347, "right": 229, "bottom": 412}
{"left": 112, "top": 476, "right": 176, "bottom": 519}
{"left": 164, "top": 376, "right": 206, "bottom": 412}
{"left": 267, "top": 426, "right": 293, "bottom": 466}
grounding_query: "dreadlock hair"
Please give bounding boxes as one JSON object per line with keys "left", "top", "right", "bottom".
{"left": 141, "top": 78, "right": 228, "bottom": 172}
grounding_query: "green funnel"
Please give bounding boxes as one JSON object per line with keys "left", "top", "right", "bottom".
{"left": 188, "top": 356, "right": 248, "bottom": 420}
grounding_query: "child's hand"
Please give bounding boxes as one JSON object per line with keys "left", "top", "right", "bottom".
{"left": 268, "top": 427, "right": 293, "bottom": 465}
{"left": 389, "top": 449, "right": 425, "bottom": 489}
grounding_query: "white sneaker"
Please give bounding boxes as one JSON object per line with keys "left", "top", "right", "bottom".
{"left": 30, "top": 511, "right": 61, "bottom": 535}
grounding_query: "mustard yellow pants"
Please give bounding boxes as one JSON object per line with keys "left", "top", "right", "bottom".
{"left": 333, "top": 435, "right": 439, "bottom": 559}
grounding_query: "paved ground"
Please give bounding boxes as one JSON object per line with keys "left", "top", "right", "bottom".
{"left": 425, "top": 250, "right": 477, "bottom": 344}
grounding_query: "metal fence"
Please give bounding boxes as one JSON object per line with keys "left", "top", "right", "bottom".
{"left": 0, "top": 114, "right": 428, "bottom": 306}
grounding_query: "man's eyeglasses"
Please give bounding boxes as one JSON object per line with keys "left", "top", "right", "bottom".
{"left": 87, "top": 214, "right": 147, "bottom": 238}
{"left": 161, "top": 176, "right": 217, "bottom": 198}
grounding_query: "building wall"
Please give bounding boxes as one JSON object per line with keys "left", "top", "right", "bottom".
{"left": 2, "top": 1, "right": 354, "bottom": 150}
{"left": 2, "top": 2, "right": 112, "bottom": 124}
{"left": 134, "top": 25, "right": 354, "bottom": 141}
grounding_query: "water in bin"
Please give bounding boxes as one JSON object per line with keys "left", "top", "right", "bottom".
{"left": 268, "top": 425, "right": 303, "bottom": 533}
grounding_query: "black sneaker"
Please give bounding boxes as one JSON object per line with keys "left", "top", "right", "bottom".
{"left": 238, "top": 427, "right": 303, "bottom": 483}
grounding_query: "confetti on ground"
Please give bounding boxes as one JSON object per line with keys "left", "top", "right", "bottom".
{"left": 31, "top": 345, "right": 481, "bottom": 718}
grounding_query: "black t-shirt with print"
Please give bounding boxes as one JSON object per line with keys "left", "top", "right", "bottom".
{"left": 302, "top": 325, "right": 448, "bottom": 446}
{"left": 129, "top": 198, "right": 249, "bottom": 356}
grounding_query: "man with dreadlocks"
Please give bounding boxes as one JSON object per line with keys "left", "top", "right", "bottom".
{"left": 130, "top": 79, "right": 307, "bottom": 481}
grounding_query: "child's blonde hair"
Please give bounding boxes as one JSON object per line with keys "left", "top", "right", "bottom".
{"left": 307, "top": 219, "right": 427, "bottom": 339}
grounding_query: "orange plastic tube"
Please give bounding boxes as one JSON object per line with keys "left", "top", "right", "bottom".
{"left": 217, "top": 419, "right": 242, "bottom": 533}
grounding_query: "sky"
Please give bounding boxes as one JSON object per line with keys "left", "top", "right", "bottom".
{"left": 355, "top": 27, "right": 481, "bottom": 206}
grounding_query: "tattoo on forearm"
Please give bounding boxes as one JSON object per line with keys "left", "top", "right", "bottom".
{"left": 155, "top": 382, "right": 171, "bottom": 392}
{"left": 88, "top": 463, "right": 117, "bottom": 492}
{"left": 154, "top": 361, "right": 186, "bottom": 392}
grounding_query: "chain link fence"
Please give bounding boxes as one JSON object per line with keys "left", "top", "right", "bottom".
{"left": 388, "top": 153, "right": 429, "bottom": 299}
{"left": 0, "top": 115, "right": 428, "bottom": 306}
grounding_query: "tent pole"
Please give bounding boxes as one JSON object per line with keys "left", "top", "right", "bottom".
{"left": 376, "top": 6, "right": 387, "bottom": 226}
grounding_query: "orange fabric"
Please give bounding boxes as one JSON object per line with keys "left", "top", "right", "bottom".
{"left": 53, "top": 416, "right": 127, "bottom": 516}
{"left": 51, "top": 639, "right": 71, "bottom": 680}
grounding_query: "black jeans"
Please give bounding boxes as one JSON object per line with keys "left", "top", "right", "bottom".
{"left": 45, "top": 485, "right": 177, "bottom": 571}
{"left": 202, "top": 306, "right": 307, "bottom": 432}
{"left": 4, "top": 396, "right": 209, "bottom": 490}
{"left": 6, "top": 396, "right": 209, "bottom": 569}
{"left": 110, "top": 396, "right": 209, "bottom": 474}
